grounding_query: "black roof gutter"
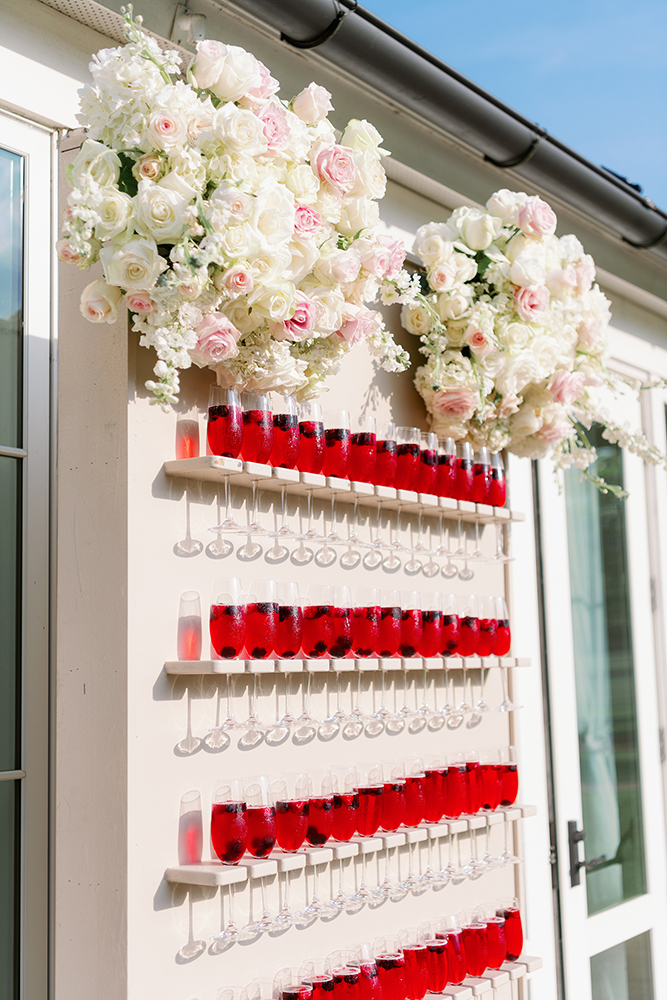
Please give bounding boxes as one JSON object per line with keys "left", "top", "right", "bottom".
{"left": 220, "top": 0, "right": 667, "bottom": 267}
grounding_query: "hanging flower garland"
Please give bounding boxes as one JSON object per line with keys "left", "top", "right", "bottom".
{"left": 401, "top": 189, "right": 667, "bottom": 494}
{"left": 59, "top": 9, "right": 415, "bottom": 408}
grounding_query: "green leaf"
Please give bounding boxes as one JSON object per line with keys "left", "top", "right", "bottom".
{"left": 117, "top": 151, "right": 138, "bottom": 197}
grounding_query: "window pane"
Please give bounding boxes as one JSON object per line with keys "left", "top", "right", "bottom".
{"left": 0, "top": 456, "right": 19, "bottom": 770}
{"left": 591, "top": 931, "right": 653, "bottom": 1000}
{"left": 0, "top": 147, "right": 23, "bottom": 449}
{"left": 0, "top": 780, "right": 18, "bottom": 999}
{"left": 565, "top": 427, "right": 646, "bottom": 915}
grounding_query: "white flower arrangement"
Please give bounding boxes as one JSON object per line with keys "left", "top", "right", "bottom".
{"left": 402, "top": 189, "right": 667, "bottom": 494}
{"left": 59, "top": 9, "right": 413, "bottom": 408}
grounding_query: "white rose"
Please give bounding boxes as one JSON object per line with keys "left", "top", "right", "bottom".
{"left": 222, "top": 300, "right": 263, "bottom": 334}
{"left": 208, "top": 185, "right": 253, "bottom": 228}
{"left": 428, "top": 260, "right": 457, "bottom": 292}
{"left": 212, "top": 104, "right": 267, "bottom": 157}
{"left": 79, "top": 280, "right": 122, "bottom": 323}
{"left": 457, "top": 207, "right": 501, "bottom": 250}
{"left": 495, "top": 353, "right": 541, "bottom": 396}
{"left": 100, "top": 237, "right": 165, "bottom": 290}
{"left": 413, "top": 223, "right": 455, "bottom": 266}
{"left": 291, "top": 83, "right": 333, "bottom": 123}
{"left": 348, "top": 273, "right": 380, "bottom": 304}
{"left": 401, "top": 302, "right": 432, "bottom": 336}
{"left": 532, "top": 335, "right": 561, "bottom": 377}
{"left": 218, "top": 221, "right": 261, "bottom": 260}
{"left": 340, "top": 119, "right": 387, "bottom": 157}
{"left": 285, "top": 163, "right": 320, "bottom": 205}
{"left": 546, "top": 266, "right": 578, "bottom": 297}
{"left": 454, "top": 252, "right": 478, "bottom": 283}
{"left": 192, "top": 40, "right": 228, "bottom": 90}
{"left": 253, "top": 179, "right": 295, "bottom": 248}
{"left": 250, "top": 245, "right": 292, "bottom": 284}
{"left": 509, "top": 249, "right": 547, "bottom": 287}
{"left": 285, "top": 235, "right": 319, "bottom": 284}
{"left": 337, "top": 196, "right": 379, "bottom": 238}
{"left": 146, "top": 110, "right": 187, "bottom": 151}
{"left": 485, "top": 189, "right": 525, "bottom": 223}
{"left": 313, "top": 181, "right": 343, "bottom": 224}
{"left": 207, "top": 43, "right": 263, "bottom": 102}
{"left": 248, "top": 280, "right": 297, "bottom": 321}
{"left": 71, "top": 139, "right": 120, "bottom": 187}
{"left": 349, "top": 151, "right": 387, "bottom": 199}
{"left": 437, "top": 287, "right": 473, "bottom": 321}
{"left": 499, "top": 321, "right": 531, "bottom": 353}
{"left": 318, "top": 248, "right": 361, "bottom": 284}
{"left": 134, "top": 179, "right": 189, "bottom": 243}
{"left": 509, "top": 404, "right": 543, "bottom": 438}
{"left": 94, "top": 187, "right": 133, "bottom": 241}
{"left": 159, "top": 170, "right": 199, "bottom": 203}
{"left": 299, "top": 279, "right": 345, "bottom": 333}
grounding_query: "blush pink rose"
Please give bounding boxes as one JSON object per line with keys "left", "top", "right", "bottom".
{"left": 575, "top": 255, "right": 596, "bottom": 293}
{"left": 464, "top": 327, "right": 494, "bottom": 358}
{"left": 259, "top": 103, "right": 290, "bottom": 150}
{"left": 376, "top": 234, "right": 406, "bottom": 280}
{"left": 56, "top": 239, "right": 81, "bottom": 263}
{"left": 328, "top": 250, "right": 361, "bottom": 283}
{"left": 548, "top": 369, "right": 585, "bottom": 405}
{"left": 537, "top": 420, "right": 572, "bottom": 444}
{"left": 294, "top": 204, "right": 325, "bottom": 236}
{"left": 517, "top": 196, "right": 557, "bottom": 237}
{"left": 514, "top": 285, "right": 550, "bottom": 321}
{"left": 292, "top": 83, "right": 333, "bottom": 124}
{"left": 496, "top": 393, "right": 521, "bottom": 418}
{"left": 432, "top": 387, "right": 477, "bottom": 421}
{"left": 311, "top": 143, "right": 356, "bottom": 194}
{"left": 243, "top": 63, "right": 280, "bottom": 104}
{"left": 272, "top": 292, "right": 321, "bottom": 342}
{"left": 335, "top": 303, "right": 377, "bottom": 345}
{"left": 193, "top": 312, "right": 241, "bottom": 362}
{"left": 577, "top": 316, "right": 602, "bottom": 350}
{"left": 125, "top": 290, "right": 154, "bottom": 314}
{"left": 219, "top": 263, "right": 254, "bottom": 299}
{"left": 428, "top": 260, "right": 457, "bottom": 292}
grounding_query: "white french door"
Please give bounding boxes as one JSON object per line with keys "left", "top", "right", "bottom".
{"left": 539, "top": 355, "right": 667, "bottom": 999}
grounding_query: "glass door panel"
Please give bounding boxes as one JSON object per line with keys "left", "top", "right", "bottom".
{"left": 564, "top": 427, "right": 647, "bottom": 916}
{"left": 591, "top": 931, "right": 653, "bottom": 1000}
{"left": 0, "top": 148, "right": 23, "bottom": 449}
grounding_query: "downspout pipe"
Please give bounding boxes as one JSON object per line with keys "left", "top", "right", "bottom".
{"left": 220, "top": 0, "right": 667, "bottom": 264}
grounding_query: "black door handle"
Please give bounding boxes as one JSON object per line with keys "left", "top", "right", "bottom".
{"left": 568, "top": 820, "right": 607, "bottom": 887}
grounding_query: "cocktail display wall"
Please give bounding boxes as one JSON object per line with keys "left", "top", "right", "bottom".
{"left": 126, "top": 334, "right": 534, "bottom": 999}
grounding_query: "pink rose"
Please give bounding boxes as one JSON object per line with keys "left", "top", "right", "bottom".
{"left": 335, "top": 303, "right": 378, "bottom": 345}
{"left": 575, "top": 255, "right": 595, "bottom": 293}
{"left": 464, "top": 327, "right": 494, "bottom": 358}
{"left": 496, "top": 393, "right": 521, "bottom": 418}
{"left": 546, "top": 266, "right": 577, "bottom": 296}
{"left": 125, "top": 290, "right": 154, "bottom": 314}
{"left": 311, "top": 143, "right": 356, "bottom": 194}
{"left": 328, "top": 250, "right": 361, "bottom": 284}
{"left": 432, "top": 387, "right": 477, "bottom": 421}
{"left": 514, "top": 285, "right": 550, "bottom": 321}
{"left": 517, "top": 196, "right": 557, "bottom": 237}
{"left": 548, "top": 369, "right": 585, "bottom": 406}
{"left": 360, "top": 241, "right": 392, "bottom": 279}
{"left": 577, "top": 316, "right": 602, "bottom": 350}
{"left": 428, "top": 260, "right": 457, "bottom": 292}
{"left": 294, "top": 204, "right": 324, "bottom": 237}
{"left": 56, "top": 239, "right": 81, "bottom": 263}
{"left": 193, "top": 312, "right": 241, "bottom": 363}
{"left": 292, "top": 83, "right": 333, "bottom": 124}
{"left": 243, "top": 63, "right": 280, "bottom": 104}
{"left": 537, "top": 420, "right": 572, "bottom": 444}
{"left": 219, "top": 263, "right": 254, "bottom": 299}
{"left": 79, "top": 280, "right": 122, "bottom": 324}
{"left": 376, "top": 234, "right": 406, "bottom": 280}
{"left": 271, "top": 292, "right": 321, "bottom": 342}
{"left": 259, "top": 103, "right": 290, "bottom": 150}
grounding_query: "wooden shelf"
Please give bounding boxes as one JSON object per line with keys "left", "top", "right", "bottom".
{"left": 163, "top": 457, "right": 524, "bottom": 524}
{"left": 165, "top": 806, "right": 533, "bottom": 887}
{"left": 165, "top": 655, "right": 531, "bottom": 676}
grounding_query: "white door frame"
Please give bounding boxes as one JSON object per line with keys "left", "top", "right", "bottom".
{"left": 539, "top": 339, "right": 667, "bottom": 998}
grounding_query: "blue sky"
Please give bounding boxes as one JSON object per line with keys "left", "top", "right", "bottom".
{"left": 362, "top": 0, "right": 667, "bottom": 209}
